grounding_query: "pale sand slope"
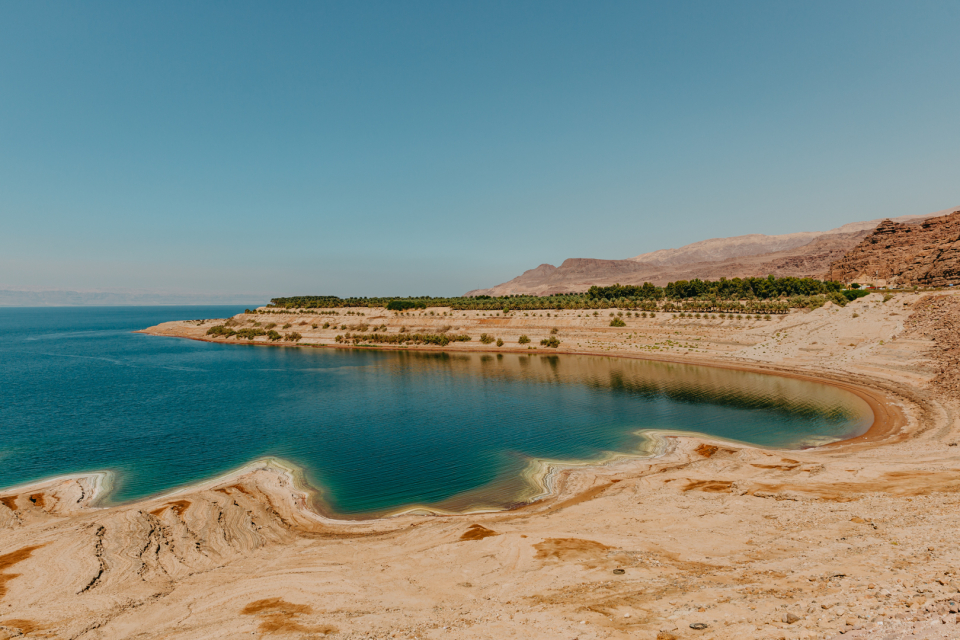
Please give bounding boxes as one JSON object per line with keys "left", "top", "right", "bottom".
{"left": 3, "top": 293, "right": 960, "bottom": 640}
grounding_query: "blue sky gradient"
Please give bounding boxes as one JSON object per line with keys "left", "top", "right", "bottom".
{"left": 2, "top": 1, "right": 959, "bottom": 297}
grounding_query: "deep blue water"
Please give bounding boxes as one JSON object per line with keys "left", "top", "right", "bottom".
{"left": 0, "top": 307, "right": 872, "bottom": 517}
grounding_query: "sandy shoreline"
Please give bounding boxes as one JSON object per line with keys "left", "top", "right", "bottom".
{"left": 4, "top": 291, "right": 960, "bottom": 640}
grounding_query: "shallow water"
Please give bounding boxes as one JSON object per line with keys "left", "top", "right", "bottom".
{"left": 0, "top": 307, "right": 872, "bottom": 517}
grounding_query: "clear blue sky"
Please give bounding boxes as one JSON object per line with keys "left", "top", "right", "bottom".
{"left": 2, "top": 1, "right": 958, "bottom": 297}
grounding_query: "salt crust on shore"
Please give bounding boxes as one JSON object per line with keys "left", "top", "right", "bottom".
{"left": 3, "top": 291, "right": 960, "bottom": 639}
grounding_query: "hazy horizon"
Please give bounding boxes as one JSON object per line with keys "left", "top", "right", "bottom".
{"left": 3, "top": 2, "right": 959, "bottom": 299}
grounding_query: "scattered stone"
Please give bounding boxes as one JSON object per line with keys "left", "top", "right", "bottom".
{"left": 689, "top": 622, "right": 708, "bottom": 630}
{"left": 612, "top": 568, "right": 625, "bottom": 575}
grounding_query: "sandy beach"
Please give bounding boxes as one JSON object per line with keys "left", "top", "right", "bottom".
{"left": 3, "top": 291, "right": 960, "bottom": 639}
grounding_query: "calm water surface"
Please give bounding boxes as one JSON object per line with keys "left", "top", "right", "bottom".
{"left": 0, "top": 307, "right": 872, "bottom": 517}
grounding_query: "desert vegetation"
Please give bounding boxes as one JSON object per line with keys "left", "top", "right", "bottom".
{"left": 335, "top": 332, "right": 471, "bottom": 347}
{"left": 267, "top": 276, "right": 870, "bottom": 314}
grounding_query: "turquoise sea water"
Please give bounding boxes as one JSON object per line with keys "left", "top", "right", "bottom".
{"left": 0, "top": 307, "right": 872, "bottom": 517}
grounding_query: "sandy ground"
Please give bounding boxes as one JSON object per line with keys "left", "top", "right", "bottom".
{"left": 3, "top": 292, "right": 960, "bottom": 640}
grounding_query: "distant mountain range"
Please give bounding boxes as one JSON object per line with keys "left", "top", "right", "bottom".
{"left": 0, "top": 288, "right": 268, "bottom": 307}
{"left": 465, "top": 208, "right": 958, "bottom": 296}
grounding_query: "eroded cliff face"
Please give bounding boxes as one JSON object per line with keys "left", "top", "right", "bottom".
{"left": 827, "top": 211, "right": 960, "bottom": 288}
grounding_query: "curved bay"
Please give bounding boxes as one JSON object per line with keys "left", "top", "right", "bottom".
{"left": 0, "top": 307, "right": 872, "bottom": 518}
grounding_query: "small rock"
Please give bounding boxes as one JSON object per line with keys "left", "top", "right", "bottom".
{"left": 689, "top": 622, "right": 708, "bottom": 630}
{"left": 783, "top": 612, "right": 802, "bottom": 624}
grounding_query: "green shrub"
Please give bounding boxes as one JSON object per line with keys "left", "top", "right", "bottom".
{"left": 264, "top": 323, "right": 277, "bottom": 330}
{"left": 205, "top": 325, "right": 235, "bottom": 338}
{"left": 479, "top": 333, "right": 495, "bottom": 344}
{"left": 322, "top": 322, "right": 330, "bottom": 329}
{"left": 284, "top": 332, "right": 302, "bottom": 342}
{"left": 282, "top": 323, "right": 292, "bottom": 329}
{"left": 234, "top": 328, "right": 266, "bottom": 340}
{"left": 386, "top": 300, "right": 426, "bottom": 311}
{"left": 550, "top": 327, "right": 559, "bottom": 334}
{"left": 346, "top": 332, "right": 470, "bottom": 346}
{"left": 609, "top": 317, "right": 626, "bottom": 327}
{"left": 267, "top": 330, "right": 282, "bottom": 341}
{"left": 540, "top": 336, "right": 560, "bottom": 348}
{"left": 842, "top": 289, "right": 870, "bottom": 302}
{"left": 518, "top": 335, "right": 531, "bottom": 344}
{"left": 496, "top": 338, "right": 504, "bottom": 347}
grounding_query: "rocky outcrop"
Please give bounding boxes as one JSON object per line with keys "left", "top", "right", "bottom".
{"left": 826, "top": 211, "right": 960, "bottom": 287}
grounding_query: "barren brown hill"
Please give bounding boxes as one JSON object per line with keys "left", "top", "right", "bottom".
{"left": 827, "top": 210, "right": 960, "bottom": 287}
{"left": 468, "top": 230, "right": 871, "bottom": 296}
{"left": 467, "top": 209, "right": 955, "bottom": 296}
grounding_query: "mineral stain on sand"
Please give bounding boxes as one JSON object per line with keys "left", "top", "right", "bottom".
{"left": 0, "top": 544, "right": 46, "bottom": 600}
{"left": 241, "top": 598, "right": 337, "bottom": 635}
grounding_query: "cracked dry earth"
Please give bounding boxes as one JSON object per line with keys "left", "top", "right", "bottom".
{"left": 3, "top": 291, "right": 960, "bottom": 639}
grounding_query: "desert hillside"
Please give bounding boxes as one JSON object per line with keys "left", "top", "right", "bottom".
{"left": 827, "top": 210, "right": 960, "bottom": 288}
{"left": 467, "top": 209, "right": 956, "bottom": 297}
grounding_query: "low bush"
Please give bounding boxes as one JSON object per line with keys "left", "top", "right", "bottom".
{"left": 267, "top": 330, "right": 282, "bottom": 341}
{"left": 479, "top": 333, "right": 495, "bottom": 344}
{"left": 387, "top": 300, "right": 426, "bottom": 311}
{"left": 609, "top": 317, "right": 626, "bottom": 327}
{"left": 235, "top": 328, "right": 266, "bottom": 340}
{"left": 842, "top": 289, "right": 871, "bottom": 302}
{"left": 496, "top": 338, "right": 504, "bottom": 347}
{"left": 206, "top": 325, "right": 235, "bottom": 338}
{"left": 345, "top": 332, "right": 471, "bottom": 347}
{"left": 540, "top": 336, "right": 560, "bottom": 348}
{"left": 284, "top": 332, "right": 302, "bottom": 342}
{"left": 518, "top": 335, "right": 531, "bottom": 344}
